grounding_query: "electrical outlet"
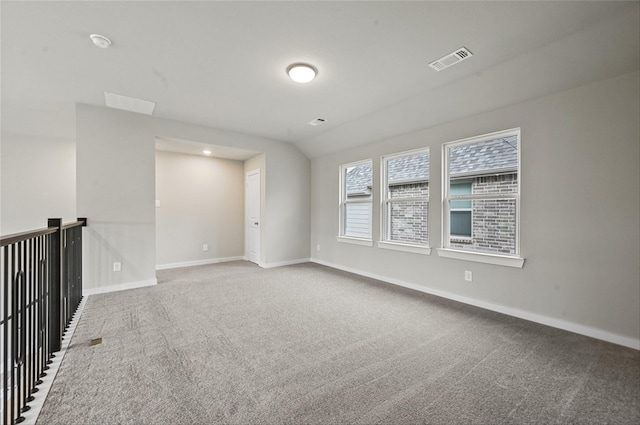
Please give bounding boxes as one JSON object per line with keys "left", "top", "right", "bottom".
{"left": 202, "top": 244, "right": 209, "bottom": 252}
{"left": 316, "top": 244, "right": 321, "bottom": 251}
{"left": 113, "top": 262, "right": 121, "bottom": 272}
{"left": 465, "top": 270, "right": 472, "bottom": 282}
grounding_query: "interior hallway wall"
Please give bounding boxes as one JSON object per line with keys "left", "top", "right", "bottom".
{"left": 310, "top": 72, "right": 640, "bottom": 348}
{"left": 77, "top": 104, "right": 310, "bottom": 294}
{"left": 155, "top": 150, "right": 244, "bottom": 268}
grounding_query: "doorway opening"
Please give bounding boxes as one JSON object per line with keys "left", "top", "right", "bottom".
{"left": 154, "top": 137, "right": 262, "bottom": 270}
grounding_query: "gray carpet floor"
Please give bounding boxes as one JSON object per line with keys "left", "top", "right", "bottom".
{"left": 36, "top": 261, "right": 639, "bottom": 424}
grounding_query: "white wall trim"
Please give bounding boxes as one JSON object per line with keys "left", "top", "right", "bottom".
{"left": 311, "top": 258, "right": 640, "bottom": 350}
{"left": 437, "top": 248, "right": 525, "bottom": 268}
{"left": 156, "top": 256, "right": 246, "bottom": 271}
{"left": 83, "top": 278, "right": 157, "bottom": 296}
{"left": 377, "top": 241, "right": 431, "bottom": 255}
{"left": 259, "top": 258, "right": 310, "bottom": 269}
{"left": 21, "top": 296, "right": 87, "bottom": 425}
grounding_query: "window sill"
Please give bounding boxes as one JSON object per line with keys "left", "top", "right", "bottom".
{"left": 337, "top": 236, "right": 373, "bottom": 247}
{"left": 377, "top": 241, "right": 431, "bottom": 255}
{"left": 436, "top": 248, "right": 525, "bottom": 268}
{"left": 450, "top": 237, "right": 473, "bottom": 244}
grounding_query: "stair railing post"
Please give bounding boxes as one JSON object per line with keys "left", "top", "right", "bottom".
{"left": 47, "top": 219, "right": 63, "bottom": 353}
{"left": 74, "top": 218, "right": 87, "bottom": 313}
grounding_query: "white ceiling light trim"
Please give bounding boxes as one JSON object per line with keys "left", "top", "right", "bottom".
{"left": 89, "top": 33, "right": 111, "bottom": 48}
{"left": 104, "top": 92, "right": 156, "bottom": 115}
{"left": 287, "top": 63, "right": 317, "bottom": 83}
{"left": 428, "top": 47, "right": 473, "bottom": 71}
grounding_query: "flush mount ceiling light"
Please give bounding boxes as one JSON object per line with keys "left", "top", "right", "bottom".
{"left": 287, "top": 63, "right": 317, "bottom": 83}
{"left": 202, "top": 150, "right": 212, "bottom": 155}
{"left": 90, "top": 33, "right": 111, "bottom": 48}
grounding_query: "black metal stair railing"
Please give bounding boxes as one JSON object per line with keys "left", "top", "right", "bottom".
{"left": 1, "top": 218, "right": 86, "bottom": 425}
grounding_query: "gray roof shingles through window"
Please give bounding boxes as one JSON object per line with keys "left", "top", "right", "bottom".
{"left": 388, "top": 152, "right": 429, "bottom": 184}
{"left": 345, "top": 162, "right": 373, "bottom": 195}
{"left": 448, "top": 136, "right": 518, "bottom": 177}
{"left": 345, "top": 136, "right": 518, "bottom": 195}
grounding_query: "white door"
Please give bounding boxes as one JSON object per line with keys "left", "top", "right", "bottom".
{"left": 246, "top": 170, "right": 261, "bottom": 264}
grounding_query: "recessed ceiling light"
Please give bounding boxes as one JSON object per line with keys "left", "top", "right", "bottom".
{"left": 90, "top": 33, "right": 111, "bottom": 49}
{"left": 104, "top": 92, "right": 156, "bottom": 115}
{"left": 202, "top": 150, "right": 212, "bottom": 155}
{"left": 287, "top": 63, "right": 317, "bottom": 83}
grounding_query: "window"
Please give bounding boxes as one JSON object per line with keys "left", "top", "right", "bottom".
{"left": 440, "top": 128, "right": 524, "bottom": 267}
{"left": 450, "top": 182, "right": 472, "bottom": 238}
{"left": 339, "top": 160, "right": 373, "bottom": 243}
{"left": 380, "top": 149, "right": 430, "bottom": 252}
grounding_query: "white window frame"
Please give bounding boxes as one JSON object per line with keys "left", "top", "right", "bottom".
{"left": 438, "top": 128, "right": 524, "bottom": 268}
{"left": 338, "top": 159, "right": 373, "bottom": 246}
{"left": 378, "top": 148, "right": 431, "bottom": 255}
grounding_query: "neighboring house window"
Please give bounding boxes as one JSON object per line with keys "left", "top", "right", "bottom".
{"left": 443, "top": 128, "right": 520, "bottom": 256}
{"left": 381, "top": 149, "right": 429, "bottom": 246}
{"left": 450, "top": 182, "right": 472, "bottom": 238}
{"left": 339, "top": 160, "right": 373, "bottom": 240}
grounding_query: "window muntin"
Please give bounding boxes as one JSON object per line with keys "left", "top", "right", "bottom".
{"left": 443, "top": 129, "right": 520, "bottom": 256}
{"left": 382, "top": 149, "right": 429, "bottom": 246}
{"left": 339, "top": 160, "right": 373, "bottom": 239}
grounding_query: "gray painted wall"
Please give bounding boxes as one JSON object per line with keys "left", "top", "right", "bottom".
{"left": 1, "top": 135, "right": 76, "bottom": 234}
{"left": 77, "top": 107, "right": 157, "bottom": 292}
{"left": 310, "top": 72, "right": 640, "bottom": 345}
{"left": 77, "top": 104, "right": 310, "bottom": 292}
{"left": 155, "top": 150, "right": 245, "bottom": 267}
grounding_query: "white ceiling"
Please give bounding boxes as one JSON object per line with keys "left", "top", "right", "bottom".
{"left": 2, "top": 1, "right": 638, "bottom": 159}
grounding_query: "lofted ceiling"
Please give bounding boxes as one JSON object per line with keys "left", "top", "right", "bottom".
{"left": 2, "top": 1, "right": 639, "bottom": 159}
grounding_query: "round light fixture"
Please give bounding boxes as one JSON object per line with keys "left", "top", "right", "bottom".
{"left": 90, "top": 33, "right": 111, "bottom": 48}
{"left": 202, "top": 150, "right": 212, "bottom": 155}
{"left": 287, "top": 63, "right": 317, "bottom": 83}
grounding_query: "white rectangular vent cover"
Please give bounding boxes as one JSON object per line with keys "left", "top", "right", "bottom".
{"left": 104, "top": 92, "right": 156, "bottom": 115}
{"left": 308, "top": 117, "right": 326, "bottom": 126}
{"left": 428, "top": 47, "right": 473, "bottom": 72}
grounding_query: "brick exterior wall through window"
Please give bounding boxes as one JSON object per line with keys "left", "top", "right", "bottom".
{"left": 449, "top": 173, "right": 518, "bottom": 254}
{"left": 388, "top": 182, "right": 429, "bottom": 245}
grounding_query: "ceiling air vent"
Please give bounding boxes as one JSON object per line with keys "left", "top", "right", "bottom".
{"left": 104, "top": 92, "right": 156, "bottom": 115}
{"left": 428, "top": 47, "right": 473, "bottom": 72}
{"left": 308, "top": 117, "right": 326, "bottom": 126}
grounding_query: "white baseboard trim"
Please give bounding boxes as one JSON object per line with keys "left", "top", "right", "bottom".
{"left": 22, "top": 296, "right": 87, "bottom": 425}
{"left": 259, "top": 258, "right": 311, "bottom": 269}
{"left": 156, "top": 256, "right": 246, "bottom": 271}
{"left": 311, "top": 258, "right": 640, "bottom": 350}
{"left": 83, "top": 278, "right": 158, "bottom": 296}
